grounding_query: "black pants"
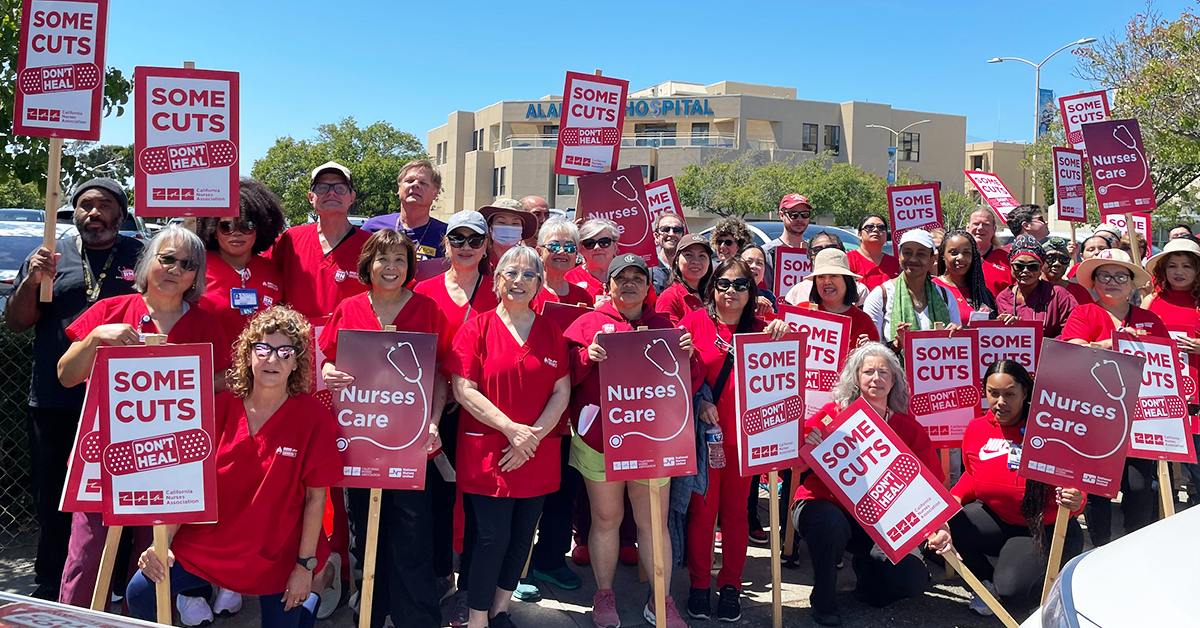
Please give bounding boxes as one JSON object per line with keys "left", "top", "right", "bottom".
{"left": 27, "top": 405, "right": 81, "bottom": 600}
{"left": 346, "top": 486, "right": 440, "bottom": 628}
{"left": 950, "top": 502, "right": 1083, "bottom": 615}
{"left": 748, "top": 469, "right": 793, "bottom": 525}
{"left": 1084, "top": 457, "right": 1157, "bottom": 546}
{"left": 430, "top": 409, "right": 460, "bottom": 579}
{"left": 464, "top": 493, "right": 545, "bottom": 612}
{"left": 793, "top": 498, "right": 929, "bottom": 614}
{"left": 530, "top": 437, "right": 578, "bottom": 572}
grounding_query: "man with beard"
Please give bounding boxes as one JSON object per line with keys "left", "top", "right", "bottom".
{"left": 7, "top": 178, "right": 142, "bottom": 600}
{"left": 762, "top": 193, "right": 812, "bottom": 292}
{"left": 650, "top": 212, "right": 686, "bottom": 293}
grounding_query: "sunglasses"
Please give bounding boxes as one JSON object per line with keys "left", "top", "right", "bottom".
{"left": 1044, "top": 254, "right": 1071, "bottom": 265}
{"left": 542, "top": 241, "right": 578, "bottom": 254}
{"left": 715, "top": 277, "right": 751, "bottom": 293}
{"left": 860, "top": 224, "right": 888, "bottom": 233}
{"left": 447, "top": 233, "right": 487, "bottom": 249}
{"left": 311, "top": 183, "right": 350, "bottom": 195}
{"left": 657, "top": 226, "right": 685, "bottom": 235}
{"left": 1011, "top": 261, "right": 1042, "bottom": 273}
{"left": 252, "top": 342, "right": 298, "bottom": 360}
{"left": 581, "top": 237, "right": 614, "bottom": 250}
{"left": 781, "top": 210, "right": 811, "bottom": 220}
{"left": 156, "top": 254, "right": 199, "bottom": 272}
{"left": 716, "top": 239, "right": 736, "bottom": 248}
{"left": 217, "top": 219, "right": 256, "bottom": 235}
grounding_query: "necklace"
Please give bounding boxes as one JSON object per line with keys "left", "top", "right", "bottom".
{"left": 79, "top": 238, "right": 116, "bottom": 303}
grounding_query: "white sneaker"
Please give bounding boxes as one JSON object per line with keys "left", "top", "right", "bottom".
{"left": 317, "top": 553, "right": 343, "bottom": 620}
{"left": 968, "top": 580, "right": 999, "bottom": 616}
{"left": 177, "top": 594, "right": 214, "bottom": 627}
{"left": 212, "top": 587, "right": 242, "bottom": 615}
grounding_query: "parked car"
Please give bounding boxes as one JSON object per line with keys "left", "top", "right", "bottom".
{"left": 0, "top": 220, "right": 75, "bottom": 316}
{"left": 0, "top": 209, "right": 45, "bottom": 222}
{"left": 57, "top": 207, "right": 150, "bottom": 241}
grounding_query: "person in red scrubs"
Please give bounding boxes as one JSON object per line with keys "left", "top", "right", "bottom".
{"left": 532, "top": 217, "right": 590, "bottom": 311}
{"left": 790, "top": 342, "right": 953, "bottom": 627}
{"left": 966, "top": 208, "right": 1013, "bottom": 297}
{"left": 805, "top": 248, "right": 880, "bottom": 346}
{"left": 951, "top": 360, "right": 1085, "bottom": 618}
{"left": 679, "top": 258, "right": 789, "bottom": 622}
{"left": 319, "top": 229, "right": 450, "bottom": 628}
{"left": 995, "top": 236, "right": 1078, "bottom": 338}
{"left": 846, "top": 215, "right": 900, "bottom": 294}
{"left": 656, "top": 234, "right": 713, "bottom": 325}
{"left": 1062, "top": 248, "right": 1166, "bottom": 546}
{"left": 197, "top": 179, "right": 287, "bottom": 364}
{"left": 482, "top": 200, "right": 538, "bottom": 272}
{"left": 127, "top": 306, "right": 342, "bottom": 628}
{"left": 449, "top": 246, "right": 571, "bottom": 628}
{"left": 933, "top": 229, "right": 998, "bottom": 322}
{"left": 567, "top": 219, "right": 621, "bottom": 305}
{"left": 565, "top": 254, "right": 694, "bottom": 628}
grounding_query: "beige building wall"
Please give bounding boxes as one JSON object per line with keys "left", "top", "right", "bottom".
{"left": 965, "top": 141, "right": 1033, "bottom": 206}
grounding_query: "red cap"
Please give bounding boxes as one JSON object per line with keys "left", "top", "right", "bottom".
{"left": 780, "top": 193, "right": 811, "bottom": 210}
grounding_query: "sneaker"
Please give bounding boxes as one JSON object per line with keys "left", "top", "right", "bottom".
{"left": 812, "top": 610, "right": 842, "bottom": 626}
{"left": 618, "top": 545, "right": 639, "bottom": 566}
{"left": 969, "top": 580, "right": 998, "bottom": 616}
{"left": 687, "top": 587, "right": 710, "bottom": 620}
{"left": 592, "top": 589, "right": 620, "bottom": 628}
{"left": 748, "top": 527, "right": 769, "bottom": 545}
{"left": 177, "top": 594, "right": 213, "bottom": 627}
{"left": 212, "top": 587, "right": 243, "bottom": 615}
{"left": 644, "top": 595, "right": 687, "bottom": 628}
{"left": 435, "top": 574, "right": 455, "bottom": 602}
{"left": 450, "top": 590, "right": 470, "bottom": 626}
{"left": 531, "top": 565, "right": 582, "bottom": 590}
{"left": 716, "top": 585, "right": 741, "bottom": 622}
{"left": 572, "top": 544, "right": 591, "bottom": 566}
{"left": 715, "top": 530, "right": 722, "bottom": 547}
{"left": 512, "top": 579, "right": 541, "bottom": 602}
{"left": 316, "top": 553, "right": 342, "bottom": 620}
{"left": 489, "top": 611, "right": 517, "bottom": 628}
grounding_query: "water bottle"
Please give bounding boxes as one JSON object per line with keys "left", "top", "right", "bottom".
{"left": 706, "top": 424, "right": 726, "bottom": 469}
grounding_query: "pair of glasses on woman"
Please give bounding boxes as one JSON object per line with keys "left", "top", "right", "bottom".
{"left": 217, "top": 219, "right": 256, "bottom": 235}
{"left": 860, "top": 224, "right": 887, "bottom": 233}
{"left": 581, "top": 237, "right": 613, "bottom": 250}
{"left": 1011, "top": 261, "right": 1042, "bottom": 273}
{"left": 715, "top": 277, "right": 751, "bottom": 293}
{"left": 447, "top": 233, "right": 487, "bottom": 249}
{"left": 1095, "top": 272, "right": 1131, "bottom": 285}
{"left": 252, "top": 343, "right": 298, "bottom": 360}
{"left": 1044, "top": 254, "right": 1071, "bottom": 265}
{"left": 542, "top": 241, "right": 578, "bottom": 254}
{"left": 157, "top": 254, "right": 199, "bottom": 272}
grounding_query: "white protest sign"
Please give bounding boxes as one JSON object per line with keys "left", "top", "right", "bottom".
{"left": 888, "top": 183, "right": 943, "bottom": 252}
{"left": 1052, "top": 147, "right": 1087, "bottom": 222}
{"left": 779, "top": 305, "right": 851, "bottom": 419}
{"left": 1113, "top": 332, "right": 1195, "bottom": 462}
{"left": 773, "top": 246, "right": 811, "bottom": 296}
{"left": 1058, "top": 90, "right": 1110, "bottom": 156}
{"left": 554, "top": 72, "right": 629, "bottom": 176}
{"left": 965, "top": 171, "right": 1020, "bottom": 223}
{"left": 733, "top": 333, "right": 806, "bottom": 476}
{"left": 645, "top": 178, "right": 684, "bottom": 228}
{"left": 904, "top": 330, "right": 981, "bottom": 447}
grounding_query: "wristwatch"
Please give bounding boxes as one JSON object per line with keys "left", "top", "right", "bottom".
{"left": 297, "top": 556, "right": 318, "bottom": 571}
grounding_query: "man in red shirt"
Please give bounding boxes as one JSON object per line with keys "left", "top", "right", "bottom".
{"left": 967, "top": 208, "right": 1012, "bottom": 297}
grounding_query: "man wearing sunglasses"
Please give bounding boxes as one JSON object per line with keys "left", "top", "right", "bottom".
{"left": 762, "top": 193, "right": 812, "bottom": 293}
{"left": 651, "top": 212, "right": 687, "bottom": 293}
{"left": 362, "top": 160, "right": 447, "bottom": 262}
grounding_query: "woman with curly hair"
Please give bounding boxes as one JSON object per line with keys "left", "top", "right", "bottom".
{"left": 710, "top": 216, "right": 752, "bottom": 262}
{"left": 933, "top": 229, "right": 997, "bottom": 321}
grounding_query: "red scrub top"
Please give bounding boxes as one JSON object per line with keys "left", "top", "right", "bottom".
{"left": 1147, "top": 290, "right": 1200, "bottom": 394}
{"left": 846, "top": 249, "right": 900, "bottom": 294}
{"left": 67, "top": 293, "right": 232, "bottom": 372}
{"left": 1061, "top": 303, "right": 1169, "bottom": 342}
{"left": 199, "top": 252, "right": 284, "bottom": 360}
{"left": 171, "top": 392, "right": 343, "bottom": 595}
{"left": 531, "top": 282, "right": 592, "bottom": 314}
{"left": 413, "top": 272, "right": 499, "bottom": 339}
{"left": 656, "top": 282, "right": 704, "bottom": 325}
{"left": 1063, "top": 281, "right": 1094, "bottom": 306}
{"left": 815, "top": 302, "right": 880, "bottom": 345}
{"left": 932, "top": 277, "right": 976, "bottom": 323}
{"left": 268, "top": 224, "right": 371, "bottom": 318}
{"left": 566, "top": 265, "right": 658, "bottom": 308}
{"left": 679, "top": 308, "right": 766, "bottom": 443}
{"left": 448, "top": 310, "right": 569, "bottom": 498}
{"left": 979, "top": 246, "right": 1013, "bottom": 298}
{"left": 318, "top": 291, "right": 452, "bottom": 367}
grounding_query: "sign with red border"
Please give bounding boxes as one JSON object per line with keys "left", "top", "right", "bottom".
{"left": 644, "top": 178, "right": 685, "bottom": 231}
{"left": 778, "top": 305, "right": 851, "bottom": 419}
{"left": 13, "top": 0, "right": 109, "bottom": 140}
{"left": 554, "top": 72, "right": 629, "bottom": 177}
{"left": 773, "top": 246, "right": 811, "bottom": 297}
{"left": 1058, "top": 90, "right": 1110, "bottom": 156}
{"left": 542, "top": 301, "right": 592, "bottom": 332}
{"left": 95, "top": 344, "right": 218, "bottom": 526}
{"left": 1082, "top": 118, "right": 1157, "bottom": 215}
{"left": 800, "top": 398, "right": 960, "bottom": 564}
{"left": 887, "top": 184, "right": 943, "bottom": 252}
{"left": 1112, "top": 332, "right": 1195, "bottom": 462}
{"left": 904, "top": 330, "right": 980, "bottom": 447}
{"left": 577, "top": 169, "right": 657, "bottom": 265}
{"left": 134, "top": 66, "right": 239, "bottom": 218}
{"left": 1165, "top": 325, "right": 1199, "bottom": 416}
{"left": 965, "top": 171, "right": 1020, "bottom": 223}
{"left": 732, "top": 332, "right": 806, "bottom": 475}
{"left": 1052, "top": 147, "right": 1087, "bottom": 222}
{"left": 1103, "top": 213, "right": 1152, "bottom": 262}
{"left": 969, "top": 320, "right": 1042, "bottom": 381}
{"left": 60, "top": 366, "right": 102, "bottom": 512}
{"left": 0, "top": 601, "right": 161, "bottom": 628}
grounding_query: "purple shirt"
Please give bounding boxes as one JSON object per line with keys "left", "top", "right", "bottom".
{"left": 994, "top": 280, "right": 1079, "bottom": 338}
{"left": 361, "top": 214, "right": 447, "bottom": 261}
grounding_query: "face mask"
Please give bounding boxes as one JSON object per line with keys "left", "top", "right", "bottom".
{"left": 492, "top": 225, "right": 522, "bottom": 246}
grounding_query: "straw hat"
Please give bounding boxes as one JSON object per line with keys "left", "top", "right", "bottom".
{"left": 480, "top": 199, "right": 537, "bottom": 241}
{"left": 1075, "top": 248, "right": 1152, "bottom": 290}
{"left": 1144, "top": 238, "right": 1200, "bottom": 277}
{"left": 809, "top": 248, "right": 862, "bottom": 279}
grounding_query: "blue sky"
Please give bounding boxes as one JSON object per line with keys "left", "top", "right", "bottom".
{"left": 94, "top": 0, "right": 1193, "bottom": 173}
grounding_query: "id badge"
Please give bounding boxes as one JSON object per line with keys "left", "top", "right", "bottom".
{"left": 231, "top": 288, "right": 258, "bottom": 315}
{"left": 1007, "top": 442, "right": 1023, "bottom": 470}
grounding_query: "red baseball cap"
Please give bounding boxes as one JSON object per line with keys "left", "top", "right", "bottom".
{"left": 779, "top": 193, "right": 811, "bottom": 210}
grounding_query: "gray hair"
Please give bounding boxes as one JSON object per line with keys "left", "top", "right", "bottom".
{"left": 134, "top": 226, "right": 207, "bottom": 303}
{"left": 538, "top": 217, "right": 580, "bottom": 247}
{"left": 492, "top": 245, "right": 545, "bottom": 300}
{"left": 832, "top": 342, "right": 910, "bottom": 416}
{"left": 580, "top": 218, "right": 620, "bottom": 242}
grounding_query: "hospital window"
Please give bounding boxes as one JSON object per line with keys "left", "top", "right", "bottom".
{"left": 691, "top": 122, "right": 711, "bottom": 146}
{"left": 471, "top": 130, "right": 479, "bottom": 151}
{"left": 542, "top": 125, "right": 559, "bottom": 147}
{"left": 824, "top": 125, "right": 841, "bottom": 156}
{"left": 802, "top": 124, "right": 818, "bottom": 152}
{"left": 557, "top": 174, "right": 576, "bottom": 196}
{"left": 972, "top": 155, "right": 984, "bottom": 170}
{"left": 899, "top": 132, "right": 920, "bottom": 162}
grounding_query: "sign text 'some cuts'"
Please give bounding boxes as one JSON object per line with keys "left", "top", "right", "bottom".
{"left": 733, "top": 332, "right": 807, "bottom": 476}
{"left": 887, "top": 184, "right": 943, "bottom": 252}
{"left": 905, "top": 330, "right": 980, "bottom": 447}
{"left": 554, "top": 72, "right": 629, "bottom": 177}
{"left": 779, "top": 305, "right": 851, "bottom": 418}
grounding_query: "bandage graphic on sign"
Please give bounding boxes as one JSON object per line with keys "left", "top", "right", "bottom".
{"left": 611, "top": 175, "right": 650, "bottom": 247}
{"left": 1029, "top": 360, "right": 1130, "bottom": 459}
{"left": 742, "top": 397, "right": 805, "bottom": 436}
{"left": 1134, "top": 396, "right": 1187, "bottom": 420}
{"left": 908, "top": 385, "right": 979, "bottom": 416}
{"left": 79, "top": 431, "right": 103, "bottom": 463}
{"left": 1097, "top": 125, "right": 1148, "bottom": 195}
{"left": 18, "top": 63, "right": 102, "bottom": 94}
{"left": 810, "top": 370, "right": 839, "bottom": 391}
{"left": 335, "top": 341, "right": 429, "bottom": 453}
{"left": 103, "top": 430, "right": 212, "bottom": 476}
{"left": 138, "top": 140, "right": 238, "bottom": 175}
{"left": 559, "top": 128, "right": 620, "bottom": 146}
{"left": 853, "top": 453, "right": 921, "bottom": 525}
{"left": 608, "top": 337, "right": 689, "bottom": 448}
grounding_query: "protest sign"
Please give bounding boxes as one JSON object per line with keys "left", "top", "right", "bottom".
{"left": 598, "top": 328, "right": 695, "bottom": 481}
{"left": 542, "top": 301, "right": 591, "bottom": 332}
{"left": 1102, "top": 213, "right": 1152, "bottom": 262}
{"left": 905, "top": 330, "right": 980, "bottom": 447}
{"left": 965, "top": 171, "right": 1021, "bottom": 223}
{"left": 1052, "top": 148, "right": 1087, "bottom": 222}
{"left": 331, "top": 330, "right": 437, "bottom": 490}
{"left": 60, "top": 377, "right": 102, "bottom": 512}
{"left": 1164, "top": 325, "right": 1199, "bottom": 429}
{"left": 134, "top": 66, "right": 239, "bottom": 218}
{"left": 778, "top": 305, "right": 851, "bottom": 418}
{"left": 800, "top": 398, "right": 961, "bottom": 564}
{"left": 577, "top": 168, "right": 656, "bottom": 265}
{"left": 887, "top": 184, "right": 943, "bottom": 252}
{"left": 554, "top": 71, "right": 628, "bottom": 177}
{"left": 1019, "top": 339, "right": 1143, "bottom": 499}
{"left": 645, "top": 178, "right": 685, "bottom": 230}
{"left": 1082, "top": 118, "right": 1156, "bottom": 215}
{"left": 0, "top": 601, "right": 161, "bottom": 628}
{"left": 970, "top": 320, "right": 1042, "bottom": 381}
{"left": 773, "top": 246, "right": 811, "bottom": 297}
{"left": 732, "top": 332, "right": 806, "bottom": 476}
{"left": 1058, "top": 90, "right": 1110, "bottom": 156}
{"left": 1112, "top": 332, "right": 1195, "bottom": 463}
{"left": 13, "top": 0, "right": 109, "bottom": 141}
{"left": 95, "top": 343, "right": 217, "bottom": 526}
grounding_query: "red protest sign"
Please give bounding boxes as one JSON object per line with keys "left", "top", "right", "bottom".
{"left": 905, "top": 330, "right": 980, "bottom": 447}
{"left": 1019, "top": 339, "right": 1143, "bottom": 499}
{"left": 134, "top": 66, "right": 240, "bottom": 218}
{"left": 779, "top": 305, "right": 851, "bottom": 418}
{"left": 1058, "top": 90, "right": 1110, "bottom": 156}
{"left": 542, "top": 301, "right": 592, "bottom": 332}
{"left": 1165, "top": 325, "right": 1199, "bottom": 409}
{"left": 888, "top": 184, "right": 943, "bottom": 252}
{"left": 773, "top": 246, "right": 811, "bottom": 296}
{"left": 554, "top": 72, "right": 629, "bottom": 176}
{"left": 645, "top": 178, "right": 685, "bottom": 230}
{"left": 599, "top": 328, "right": 696, "bottom": 481}
{"left": 800, "top": 398, "right": 960, "bottom": 564}
{"left": 1112, "top": 332, "right": 1195, "bottom": 463}
{"left": 970, "top": 320, "right": 1042, "bottom": 381}
{"left": 60, "top": 370, "right": 102, "bottom": 512}
{"left": 1082, "top": 118, "right": 1157, "bottom": 215}
{"left": 965, "top": 171, "right": 1020, "bottom": 223}
{"left": 1052, "top": 147, "right": 1087, "bottom": 223}
{"left": 577, "top": 168, "right": 657, "bottom": 265}
{"left": 732, "top": 332, "right": 806, "bottom": 475}
{"left": 13, "top": 0, "right": 109, "bottom": 140}
{"left": 95, "top": 344, "right": 218, "bottom": 526}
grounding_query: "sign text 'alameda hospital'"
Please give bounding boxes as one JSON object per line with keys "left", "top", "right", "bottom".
{"left": 526, "top": 98, "right": 716, "bottom": 120}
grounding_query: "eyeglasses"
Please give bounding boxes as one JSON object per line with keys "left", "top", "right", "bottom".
{"left": 1094, "top": 272, "right": 1131, "bottom": 285}
{"left": 217, "top": 219, "right": 256, "bottom": 235}
{"left": 252, "top": 342, "right": 298, "bottom": 361}
{"left": 501, "top": 269, "right": 539, "bottom": 282}
{"left": 542, "top": 241, "right": 578, "bottom": 254}
{"left": 715, "top": 277, "right": 751, "bottom": 293}
{"left": 447, "top": 233, "right": 487, "bottom": 249}
{"left": 311, "top": 183, "right": 350, "bottom": 195}
{"left": 1044, "top": 254, "right": 1071, "bottom": 265}
{"left": 657, "top": 226, "right": 685, "bottom": 235}
{"left": 581, "top": 237, "right": 614, "bottom": 250}
{"left": 860, "top": 224, "right": 887, "bottom": 233}
{"left": 1011, "top": 261, "right": 1042, "bottom": 273}
{"left": 716, "top": 239, "right": 736, "bottom": 248}
{"left": 156, "top": 254, "right": 199, "bottom": 272}
{"left": 781, "top": 210, "right": 811, "bottom": 220}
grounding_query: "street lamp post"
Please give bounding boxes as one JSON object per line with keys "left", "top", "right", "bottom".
{"left": 865, "top": 119, "right": 930, "bottom": 184}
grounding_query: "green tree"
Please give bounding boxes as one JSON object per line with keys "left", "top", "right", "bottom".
{"left": 67, "top": 143, "right": 135, "bottom": 188}
{"left": 251, "top": 117, "right": 427, "bottom": 225}
{"left": 0, "top": 177, "right": 42, "bottom": 208}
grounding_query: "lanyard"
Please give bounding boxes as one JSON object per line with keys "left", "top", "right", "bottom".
{"left": 79, "top": 238, "right": 116, "bottom": 304}
{"left": 462, "top": 272, "right": 485, "bottom": 323}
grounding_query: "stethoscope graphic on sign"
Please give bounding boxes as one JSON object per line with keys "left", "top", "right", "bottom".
{"left": 607, "top": 337, "right": 692, "bottom": 448}
{"left": 1027, "top": 359, "right": 1129, "bottom": 459}
{"left": 1097, "top": 125, "right": 1148, "bottom": 196}
{"left": 335, "top": 341, "right": 430, "bottom": 452}
{"left": 611, "top": 175, "right": 650, "bottom": 247}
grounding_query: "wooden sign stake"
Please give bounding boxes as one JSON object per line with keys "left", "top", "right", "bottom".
{"left": 89, "top": 525, "right": 123, "bottom": 611}
{"left": 647, "top": 478, "right": 667, "bottom": 628}
{"left": 945, "top": 552, "right": 1018, "bottom": 628}
{"left": 358, "top": 488, "right": 382, "bottom": 628}
{"left": 1158, "top": 459, "right": 1175, "bottom": 518}
{"left": 153, "top": 524, "right": 172, "bottom": 625}
{"left": 1125, "top": 212, "right": 1141, "bottom": 263}
{"left": 1040, "top": 504, "right": 1070, "bottom": 602}
{"left": 767, "top": 470, "right": 783, "bottom": 628}
{"left": 39, "top": 137, "right": 64, "bottom": 302}
{"left": 782, "top": 469, "right": 800, "bottom": 566}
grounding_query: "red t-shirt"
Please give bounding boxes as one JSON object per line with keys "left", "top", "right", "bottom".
{"left": 67, "top": 293, "right": 232, "bottom": 372}
{"left": 679, "top": 308, "right": 766, "bottom": 445}
{"left": 1148, "top": 290, "right": 1200, "bottom": 395}
{"left": 447, "top": 310, "right": 569, "bottom": 498}
{"left": 815, "top": 302, "right": 880, "bottom": 344}
{"left": 1061, "top": 303, "right": 1169, "bottom": 343}
{"left": 268, "top": 224, "right": 371, "bottom": 318}
{"left": 318, "top": 291, "right": 452, "bottom": 367}
{"left": 566, "top": 266, "right": 658, "bottom": 308}
{"left": 655, "top": 282, "right": 704, "bottom": 325}
{"left": 932, "top": 277, "right": 975, "bottom": 323}
{"left": 846, "top": 249, "right": 900, "bottom": 294}
{"left": 1063, "top": 281, "right": 1094, "bottom": 306}
{"left": 198, "top": 252, "right": 284, "bottom": 359}
{"left": 531, "top": 282, "right": 592, "bottom": 314}
{"left": 172, "top": 392, "right": 343, "bottom": 595}
{"left": 979, "top": 246, "right": 1013, "bottom": 298}
{"left": 413, "top": 272, "right": 499, "bottom": 340}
